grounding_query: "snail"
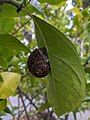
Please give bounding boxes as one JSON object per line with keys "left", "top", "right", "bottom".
{"left": 27, "top": 47, "right": 50, "bottom": 78}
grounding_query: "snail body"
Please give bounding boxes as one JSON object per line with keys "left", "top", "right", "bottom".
{"left": 27, "top": 47, "right": 50, "bottom": 78}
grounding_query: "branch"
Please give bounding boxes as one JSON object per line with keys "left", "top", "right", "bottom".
{"left": 32, "top": 86, "right": 46, "bottom": 100}
{"left": 18, "top": 87, "right": 29, "bottom": 120}
{"left": 12, "top": 18, "right": 31, "bottom": 35}
{"left": 17, "top": 86, "right": 38, "bottom": 110}
{"left": 0, "top": 0, "right": 26, "bottom": 13}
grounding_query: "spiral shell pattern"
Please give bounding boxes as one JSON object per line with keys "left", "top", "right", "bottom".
{"left": 27, "top": 47, "right": 50, "bottom": 78}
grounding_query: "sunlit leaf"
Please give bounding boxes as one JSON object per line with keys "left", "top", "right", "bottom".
{"left": 33, "top": 15, "right": 86, "bottom": 116}
{"left": 0, "top": 72, "right": 21, "bottom": 99}
{"left": 38, "top": 0, "right": 67, "bottom": 4}
{"left": 76, "top": 0, "right": 82, "bottom": 6}
{"left": 72, "top": 7, "right": 82, "bottom": 21}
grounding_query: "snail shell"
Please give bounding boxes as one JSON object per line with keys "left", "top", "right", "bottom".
{"left": 27, "top": 47, "right": 50, "bottom": 78}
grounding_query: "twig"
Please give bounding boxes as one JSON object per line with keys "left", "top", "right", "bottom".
{"left": 19, "top": 102, "right": 30, "bottom": 117}
{"left": 32, "top": 86, "right": 46, "bottom": 100}
{"left": 17, "top": 96, "right": 20, "bottom": 120}
{"left": 18, "top": 87, "right": 29, "bottom": 120}
{"left": 8, "top": 98, "right": 15, "bottom": 120}
{"left": 21, "top": 73, "right": 30, "bottom": 81}
{"left": 19, "top": 86, "right": 45, "bottom": 117}
{"left": 17, "top": 86, "right": 38, "bottom": 110}
{"left": 12, "top": 18, "right": 31, "bottom": 35}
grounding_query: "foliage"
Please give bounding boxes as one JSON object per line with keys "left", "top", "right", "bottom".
{"left": 0, "top": 0, "right": 89, "bottom": 119}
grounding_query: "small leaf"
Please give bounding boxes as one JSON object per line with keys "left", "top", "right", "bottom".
{"left": 0, "top": 72, "right": 21, "bottom": 99}
{"left": 72, "top": 7, "right": 82, "bottom": 21}
{"left": 38, "top": 0, "right": 67, "bottom": 4}
{"left": 0, "top": 34, "right": 30, "bottom": 53}
{"left": 4, "top": 107, "right": 14, "bottom": 116}
{"left": 86, "top": 83, "right": 90, "bottom": 91}
{"left": 33, "top": 15, "right": 86, "bottom": 116}
{"left": 0, "top": 99, "right": 7, "bottom": 111}
{"left": 76, "top": 0, "right": 82, "bottom": 6}
{"left": 84, "top": 65, "right": 90, "bottom": 73}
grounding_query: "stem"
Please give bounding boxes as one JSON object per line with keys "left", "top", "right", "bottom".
{"left": 13, "top": 19, "right": 31, "bottom": 35}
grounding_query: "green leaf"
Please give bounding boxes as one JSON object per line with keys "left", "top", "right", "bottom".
{"left": 0, "top": 56, "right": 7, "bottom": 70}
{"left": 9, "top": 56, "right": 20, "bottom": 66}
{"left": 0, "top": 34, "right": 30, "bottom": 53}
{"left": 84, "top": 65, "right": 90, "bottom": 73}
{"left": 33, "top": 16, "right": 86, "bottom": 116}
{"left": 76, "top": 0, "right": 82, "bottom": 6}
{"left": 0, "top": 47, "right": 14, "bottom": 69}
{"left": 0, "top": 4, "right": 43, "bottom": 17}
{"left": 0, "top": 72, "right": 21, "bottom": 99}
{"left": 4, "top": 107, "right": 14, "bottom": 116}
{"left": 0, "top": 111, "right": 6, "bottom": 116}
{"left": 38, "top": 0, "right": 67, "bottom": 4}
{"left": 0, "top": 18, "right": 14, "bottom": 33}
{"left": 86, "top": 83, "right": 90, "bottom": 91}
{"left": 0, "top": 99, "right": 7, "bottom": 111}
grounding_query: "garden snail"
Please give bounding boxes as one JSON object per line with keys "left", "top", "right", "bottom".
{"left": 27, "top": 47, "right": 50, "bottom": 78}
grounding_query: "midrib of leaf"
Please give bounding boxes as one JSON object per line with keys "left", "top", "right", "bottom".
{"left": 34, "top": 18, "right": 58, "bottom": 106}
{"left": 33, "top": 18, "right": 55, "bottom": 76}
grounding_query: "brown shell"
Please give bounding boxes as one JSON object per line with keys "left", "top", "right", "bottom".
{"left": 27, "top": 47, "right": 50, "bottom": 78}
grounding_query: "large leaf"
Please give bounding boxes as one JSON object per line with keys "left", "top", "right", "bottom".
{"left": 38, "top": 0, "right": 67, "bottom": 4}
{"left": 33, "top": 16, "right": 86, "bottom": 116}
{"left": 0, "top": 99, "right": 7, "bottom": 111}
{"left": 0, "top": 72, "right": 21, "bottom": 99}
{"left": 0, "top": 34, "right": 30, "bottom": 53}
